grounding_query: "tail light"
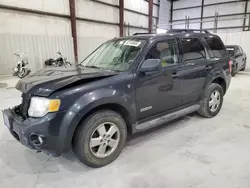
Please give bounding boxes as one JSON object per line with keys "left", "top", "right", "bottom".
{"left": 228, "top": 60, "right": 233, "bottom": 73}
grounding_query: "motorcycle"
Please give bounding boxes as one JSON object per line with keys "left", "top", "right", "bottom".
{"left": 13, "top": 51, "right": 31, "bottom": 78}
{"left": 44, "top": 51, "right": 71, "bottom": 67}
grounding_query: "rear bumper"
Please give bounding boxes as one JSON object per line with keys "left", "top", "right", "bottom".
{"left": 2, "top": 108, "right": 77, "bottom": 156}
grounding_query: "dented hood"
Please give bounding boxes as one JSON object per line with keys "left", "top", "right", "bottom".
{"left": 16, "top": 67, "right": 118, "bottom": 96}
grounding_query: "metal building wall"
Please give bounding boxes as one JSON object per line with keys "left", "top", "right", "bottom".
{"left": 159, "top": 0, "right": 250, "bottom": 33}
{"left": 0, "top": 0, "right": 160, "bottom": 75}
{"left": 0, "top": 34, "right": 74, "bottom": 75}
{"left": 158, "top": 0, "right": 170, "bottom": 30}
{"left": 218, "top": 31, "right": 250, "bottom": 59}
{"left": 0, "top": 0, "right": 159, "bottom": 37}
{"left": 77, "top": 36, "right": 111, "bottom": 61}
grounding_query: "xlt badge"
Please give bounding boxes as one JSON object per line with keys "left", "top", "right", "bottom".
{"left": 140, "top": 106, "right": 152, "bottom": 112}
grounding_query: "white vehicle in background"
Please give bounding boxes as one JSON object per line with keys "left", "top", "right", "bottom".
{"left": 13, "top": 50, "right": 31, "bottom": 78}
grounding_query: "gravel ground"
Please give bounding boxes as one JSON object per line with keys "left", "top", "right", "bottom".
{"left": 0, "top": 70, "right": 250, "bottom": 188}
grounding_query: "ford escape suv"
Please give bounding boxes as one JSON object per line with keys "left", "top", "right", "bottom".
{"left": 3, "top": 29, "right": 231, "bottom": 168}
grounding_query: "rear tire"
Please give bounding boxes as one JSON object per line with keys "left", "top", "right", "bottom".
{"left": 73, "top": 110, "right": 127, "bottom": 168}
{"left": 65, "top": 62, "right": 71, "bottom": 67}
{"left": 198, "top": 83, "right": 224, "bottom": 118}
{"left": 231, "top": 65, "right": 237, "bottom": 77}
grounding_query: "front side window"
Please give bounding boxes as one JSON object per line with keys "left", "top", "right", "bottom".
{"left": 81, "top": 39, "right": 146, "bottom": 71}
{"left": 145, "top": 39, "right": 179, "bottom": 67}
{"left": 181, "top": 38, "right": 206, "bottom": 62}
{"left": 236, "top": 46, "right": 244, "bottom": 56}
{"left": 204, "top": 36, "right": 226, "bottom": 58}
{"left": 236, "top": 47, "right": 241, "bottom": 56}
{"left": 238, "top": 46, "right": 243, "bottom": 53}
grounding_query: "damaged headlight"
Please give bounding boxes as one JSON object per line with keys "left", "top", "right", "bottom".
{"left": 28, "top": 97, "right": 61, "bottom": 117}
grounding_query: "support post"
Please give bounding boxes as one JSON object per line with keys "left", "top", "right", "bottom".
{"left": 185, "top": 16, "right": 187, "bottom": 29}
{"left": 188, "top": 16, "right": 190, "bottom": 29}
{"left": 213, "top": 12, "right": 219, "bottom": 33}
{"left": 200, "top": 0, "right": 204, "bottom": 30}
{"left": 170, "top": 0, "right": 173, "bottom": 29}
{"left": 243, "top": 0, "right": 248, "bottom": 31}
{"left": 119, "top": 0, "right": 124, "bottom": 37}
{"left": 69, "top": 0, "right": 78, "bottom": 63}
{"left": 148, "top": 0, "right": 153, "bottom": 33}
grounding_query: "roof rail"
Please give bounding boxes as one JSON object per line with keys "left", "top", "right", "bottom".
{"left": 133, "top": 32, "right": 153, "bottom": 35}
{"left": 166, "top": 29, "right": 210, "bottom": 34}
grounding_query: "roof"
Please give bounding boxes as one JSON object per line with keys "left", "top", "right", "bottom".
{"left": 225, "top": 45, "right": 239, "bottom": 48}
{"left": 117, "top": 29, "right": 218, "bottom": 41}
{"left": 119, "top": 33, "right": 216, "bottom": 41}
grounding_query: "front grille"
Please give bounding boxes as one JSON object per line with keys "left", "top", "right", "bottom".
{"left": 20, "top": 93, "right": 31, "bottom": 119}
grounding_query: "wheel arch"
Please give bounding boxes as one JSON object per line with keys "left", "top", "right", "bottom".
{"left": 211, "top": 77, "right": 226, "bottom": 95}
{"left": 76, "top": 103, "right": 133, "bottom": 135}
{"left": 64, "top": 102, "right": 134, "bottom": 153}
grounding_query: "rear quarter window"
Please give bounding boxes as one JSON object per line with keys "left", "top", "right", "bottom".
{"left": 204, "top": 36, "right": 227, "bottom": 58}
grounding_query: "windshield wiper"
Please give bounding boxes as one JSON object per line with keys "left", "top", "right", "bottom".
{"left": 76, "top": 64, "right": 101, "bottom": 69}
{"left": 84, "top": 65, "right": 103, "bottom": 69}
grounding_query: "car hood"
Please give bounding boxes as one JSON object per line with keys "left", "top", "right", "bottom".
{"left": 16, "top": 67, "right": 118, "bottom": 96}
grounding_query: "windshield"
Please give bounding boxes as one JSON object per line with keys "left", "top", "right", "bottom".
{"left": 80, "top": 38, "right": 146, "bottom": 71}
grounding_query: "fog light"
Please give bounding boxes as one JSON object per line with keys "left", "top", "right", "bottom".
{"left": 38, "top": 136, "right": 44, "bottom": 144}
{"left": 29, "top": 134, "right": 44, "bottom": 146}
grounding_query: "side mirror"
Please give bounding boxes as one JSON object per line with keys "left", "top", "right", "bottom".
{"left": 139, "top": 59, "right": 162, "bottom": 72}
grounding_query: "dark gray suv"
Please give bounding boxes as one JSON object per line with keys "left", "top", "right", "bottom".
{"left": 3, "top": 30, "right": 231, "bottom": 167}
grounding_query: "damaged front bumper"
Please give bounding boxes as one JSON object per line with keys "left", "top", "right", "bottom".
{"left": 2, "top": 108, "right": 77, "bottom": 157}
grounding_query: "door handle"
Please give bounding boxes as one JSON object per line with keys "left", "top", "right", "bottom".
{"left": 205, "top": 65, "right": 212, "bottom": 70}
{"left": 172, "top": 72, "right": 179, "bottom": 79}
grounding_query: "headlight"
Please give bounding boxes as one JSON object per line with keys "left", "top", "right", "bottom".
{"left": 28, "top": 97, "right": 61, "bottom": 117}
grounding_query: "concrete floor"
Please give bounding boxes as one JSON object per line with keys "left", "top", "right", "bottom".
{"left": 1, "top": 71, "right": 250, "bottom": 188}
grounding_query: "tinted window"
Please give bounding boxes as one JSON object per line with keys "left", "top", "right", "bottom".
{"left": 236, "top": 47, "right": 241, "bottom": 56}
{"left": 238, "top": 46, "right": 243, "bottom": 54}
{"left": 181, "top": 38, "right": 206, "bottom": 62}
{"left": 226, "top": 47, "right": 236, "bottom": 56}
{"left": 204, "top": 36, "right": 226, "bottom": 58}
{"left": 145, "top": 39, "right": 178, "bottom": 67}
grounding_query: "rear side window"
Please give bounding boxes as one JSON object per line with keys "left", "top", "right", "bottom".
{"left": 236, "top": 47, "right": 241, "bottom": 56}
{"left": 181, "top": 38, "right": 206, "bottom": 62}
{"left": 204, "top": 36, "right": 226, "bottom": 58}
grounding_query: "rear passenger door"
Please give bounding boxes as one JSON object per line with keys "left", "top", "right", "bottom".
{"left": 178, "top": 37, "right": 212, "bottom": 105}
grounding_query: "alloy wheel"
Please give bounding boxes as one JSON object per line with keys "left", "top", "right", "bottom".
{"left": 209, "top": 90, "right": 221, "bottom": 112}
{"left": 89, "top": 122, "right": 120, "bottom": 158}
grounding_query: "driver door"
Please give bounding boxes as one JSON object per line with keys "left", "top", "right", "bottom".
{"left": 135, "top": 38, "right": 183, "bottom": 121}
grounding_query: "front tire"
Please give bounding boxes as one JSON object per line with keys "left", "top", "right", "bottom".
{"left": 73, "top": 110, "right": 127, "bottom": 168}
{"left": 198, "top": 83, "right": 224, "bottom": 118}
{"left": 18, "top": 69, "right": 27, "bottom": 78}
